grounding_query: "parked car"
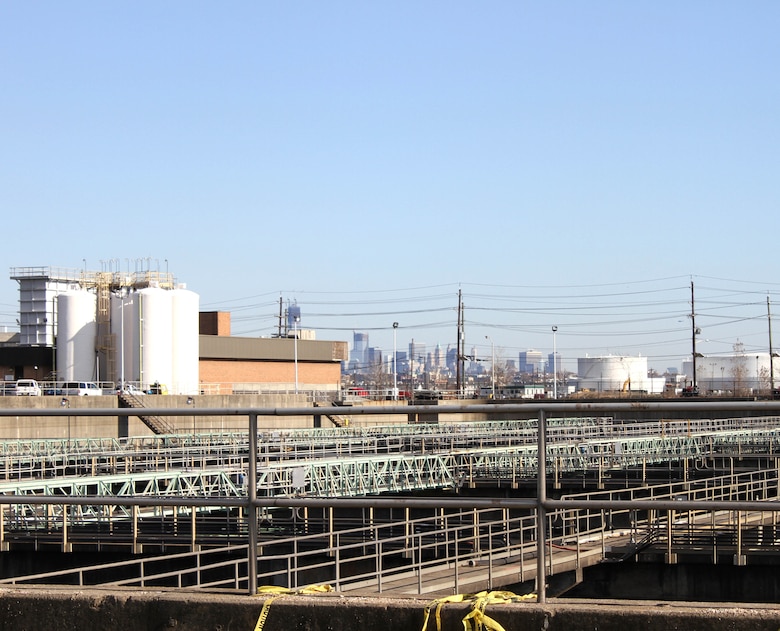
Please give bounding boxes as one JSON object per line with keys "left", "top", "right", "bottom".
{"left": 114, "top": 383, "right": 144, "bottom": 395}
{"left": 15, "top": 379, "right": 41, "bottom": 396}
{"left": 61, "top": 381, "right": 102, "bottom": 396}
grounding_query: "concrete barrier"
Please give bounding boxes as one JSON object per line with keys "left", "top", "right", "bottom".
{"left": 2, "top": 586, "right": 780, "bottom": 631}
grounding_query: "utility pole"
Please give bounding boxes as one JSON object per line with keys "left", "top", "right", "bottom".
{"left": 769, "top": 296, "right": 776, "bottom": 394}
{"left": 691, "top": 281, "right": 700, "bottom": 393}
{"left": 456, "top": 289, "right": 463, "bottom": 396}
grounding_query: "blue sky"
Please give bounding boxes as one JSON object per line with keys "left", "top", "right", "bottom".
{"left": 2, "top": 2, "right": 779, "bottom": 371}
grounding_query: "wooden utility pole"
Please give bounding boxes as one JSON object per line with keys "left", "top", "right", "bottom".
{"left": 691, "top": 281, "right": 699, "bottom": 392}
{"left": 768, "top": 296, "right": 775, "bottom": 393}
{"left": 456, "top": 289, "right": 464, "bottom": 396}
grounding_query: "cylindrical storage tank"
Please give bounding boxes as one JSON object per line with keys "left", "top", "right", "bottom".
{"left": 56, "top": 290, "right": 97, "bottom": 381}
{"left": 138, "top": 287, "right": 173, "bottom": 392}
{"left": 124, "top": 292, "right": 142, "bottom": 385}
{"left": 577, "top": 356, "right": 648, "bottom": 392}
{"left": 171, "top": 287, "right": 199, "bottom": 394}
{"left": 109, "top": 294, "right": 122, "bottom": 384}
{"left": 110, "top": 293, "right": 138, "bottom": 387}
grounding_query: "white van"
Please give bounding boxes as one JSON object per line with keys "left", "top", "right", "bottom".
{"left": 15, "top": 379, "right": 41, "bottom": 396}
{"left": 61, "top": 381, "right": 102, "bottom": 396}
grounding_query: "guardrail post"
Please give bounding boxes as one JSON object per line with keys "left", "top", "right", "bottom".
{"left": 734, "top": 510, "right": 746, "bottom": 565}
{"left": 132, "top": 504, "right": 141, "bottom": 554}
{"left": 190, "top": 506, "right": 198, "bottom": 552}
{"left": 62, "top": 503, "right": 72, "bottom": 553}
{"left": 248, "top": 412, "right": 258, "bottom": 595}
{"left": 536, "top": 408, "right": 547, "bottom": 603}
{"left": 666, "top": 508, "right": 676, "bottom": 564}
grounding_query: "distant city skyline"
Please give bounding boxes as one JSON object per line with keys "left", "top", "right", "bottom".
{"left": 259, "top": 276, "right": 780, "bottom": 374}
{"left": 3, "top": 269, "right": 779, "bottom": 375}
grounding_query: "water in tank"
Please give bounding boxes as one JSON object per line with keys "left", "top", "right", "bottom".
{"left": 56, "top": 290, "right": 97, "bottom": 381}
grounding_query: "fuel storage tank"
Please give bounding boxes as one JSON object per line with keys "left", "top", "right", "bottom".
{"left": 56, "top": 290, "right": 97, "bottom": 381}
{"left": 577, "top": 355, "right": 649, "bottom": 392}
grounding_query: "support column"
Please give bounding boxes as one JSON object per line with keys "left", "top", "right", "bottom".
{"left": 248, "top": 413, "right": 258, "bottom": 594}
{"left": 536, "top": 408, "right": 548, "bottom": 603}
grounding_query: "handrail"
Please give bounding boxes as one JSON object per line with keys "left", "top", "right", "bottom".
{"left": 0, "top": 400, "right": 778, "bottom": 601}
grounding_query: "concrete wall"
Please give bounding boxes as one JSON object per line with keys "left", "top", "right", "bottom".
{"left": 0, "top": 394, "right": 319, "bottom": 439}
{"left": 0, "top": 396, "right": 491, "bottom": 440}
{"left": 1, "top": 586, "right": 779, "bottom": 631}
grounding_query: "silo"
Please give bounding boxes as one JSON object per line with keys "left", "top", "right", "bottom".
{"left": 56, "top": 290, "right": 97, "bottom": 381}
{"left": 124, "top": 292, "right": 142, "bottom": 385}
{"left": 110, "top": 292, "right": 138, "bottom": 386}
{"left": 138, "top": 287, "right": 173, "bottom": 391}
{"left": 171, "top": 286, "right": 199, "bottom": 394}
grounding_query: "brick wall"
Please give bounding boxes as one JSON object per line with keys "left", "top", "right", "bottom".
{"left": 199, "top": 360, "right": 340, "bottom": 388}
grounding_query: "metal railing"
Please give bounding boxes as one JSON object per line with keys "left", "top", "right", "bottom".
{"left": 0, "top": 400, "right": 779, "bottom": 602}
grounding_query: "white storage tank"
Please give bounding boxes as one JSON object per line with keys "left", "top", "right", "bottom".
{"left": 56, "top": 290, "right": 97, "bottom": 381}
{"left": 577, "top": 355, "right": 648, "bottom": 392}
{"left": 138, "top": 287, "right": 173, "bottom": 391}
{"left": 110, "top": 292, "right": 138, "bottom": 386}
{"left": 170, "top": 286, "right": 199, "bottom": 394}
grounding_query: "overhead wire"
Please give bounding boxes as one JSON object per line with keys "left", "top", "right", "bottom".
{"left": 208, "top": 276, "right": 778, "bottom": 370}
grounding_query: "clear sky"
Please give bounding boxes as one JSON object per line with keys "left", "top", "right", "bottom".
{"left": 2, "top": 2, "right": 779, "bottom": 372}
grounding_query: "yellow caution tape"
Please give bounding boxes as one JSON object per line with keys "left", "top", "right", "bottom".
{"left": 422, "top": 590, "right": 536, "bottom": 631}
{"left": 253, "top": 584, "right": 333, "bottom": 631}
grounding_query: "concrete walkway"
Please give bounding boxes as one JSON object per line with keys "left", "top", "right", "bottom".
{"left": 1, "top": 585, "right": 779, "bottom": 631}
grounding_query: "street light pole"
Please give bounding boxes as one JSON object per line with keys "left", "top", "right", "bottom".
{"left": 485, "top": 335, "right": 495, "bottom": 399}
{"left": 61, "top": 397, "right": 70, "bottom": 442}
{"left": 187, "top": 396, "right": 194, "bottom": 435}
{"left": 392, "top": 322, "right": 399, "bottom": 400}
{"left": 293, "top": 316, "right": 300, "bottom": 394}
{"left": 552, "top": 326, "right": 558, "bottom": 399}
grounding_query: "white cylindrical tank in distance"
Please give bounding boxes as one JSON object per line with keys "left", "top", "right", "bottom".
{"left": 171, "top": 286, "right": 199, "bottom": 394}
{"left": 138, "top": 287, "right": 173, "bottom": 391}
{"left": 577, "top": 355, "right": 648, "bottom": 392}
{"left": 57, "top": 290, "right": 97, "bottom": 381}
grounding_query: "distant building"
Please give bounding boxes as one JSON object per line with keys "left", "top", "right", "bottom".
{"left": 547, "top": 352, "right": 561, "bottom": 375}
{"left": 409, "top": 340, "right": 426, "bottom": 373}
{"left": 350, "top": 332, "right": 369, "bottom": 367}
{"left": 366, "top": 346, "right": 383, "bottom": 371}
{"left": 519, "top": 350, "right": 542, "bottom": 374}
{"left": 286, "top": 302, "right": 302, "bottom": 333}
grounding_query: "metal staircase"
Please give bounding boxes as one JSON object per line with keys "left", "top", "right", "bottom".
{"left": 118, "top": 391, "right": 176, "bottom": 435}
{"left": 314, "top": 401, "right": 350, "bottom": 427}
